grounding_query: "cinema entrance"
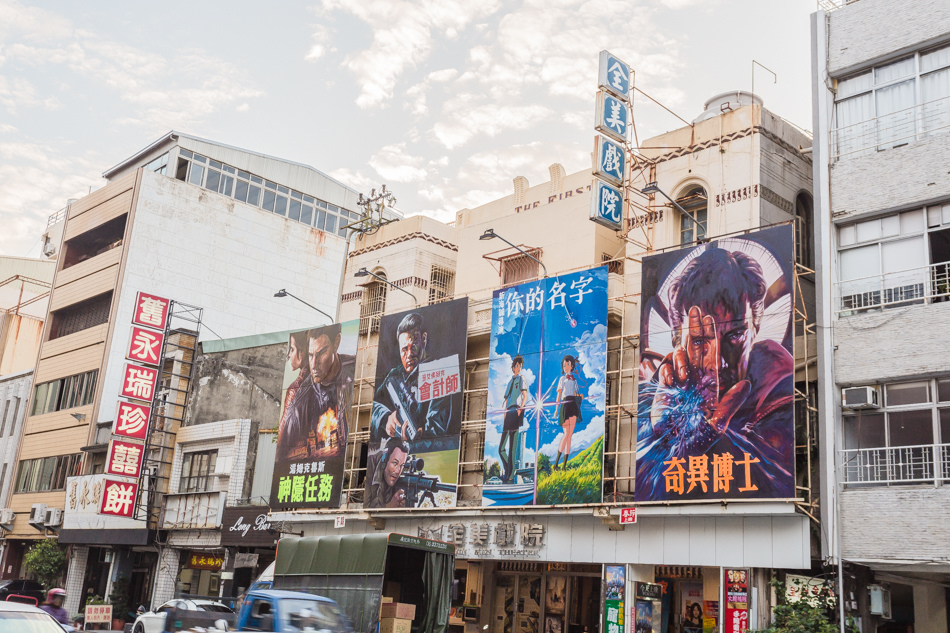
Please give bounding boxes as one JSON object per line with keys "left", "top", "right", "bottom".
{"left": 490, "top": 563, "right": 601, "bottom": 633}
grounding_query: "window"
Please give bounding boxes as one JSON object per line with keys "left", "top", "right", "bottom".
{"left": 31, "top": 370, "right": 98, "bottom": 416}
{"left": 500, "top": 250, "right": 542, "bottom": 286}
{"left": 14, "top": 454, "right": 82, "bottom": 493}
{"left": 795, "top": 193, "right": 814, "bottom": 268}
{"left": 9, "top": 397, "right": 19, "bottom": 436}
{"left": 48, "top": 292, "right": 112, "bottom": 340}
{"left": 834, "top": 44, "right": 950, "bottom": 157}
{"left": 180, "top": 450, "right": 217, "bottom": 493}
{"left": 61, "top": 215, "right": 127, "bottom": 270}
{"left": 359, "top": 273, "right": 387, "bottom": 335}
{"left": 428, "top": 266, "right": 455, "bottom": 304}
{"left": 837, "top": 205, "right": 950, "bottom": 313}
{"left": 173, "top": 150, "right": 356, "bottom": 236}
{"left": 842, "top": 378, "right": 950, "bottom": 485}
{"left": 0, "top": 400, "right": 8, "bottom": 436}
{"left": 145, "top": 153, "right": 168, "bottom": 175}
{"left": 677, "top": 186, "right": 708, "bottom": 245}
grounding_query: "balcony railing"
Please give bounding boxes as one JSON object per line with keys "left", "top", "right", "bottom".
{"left": 841, "top": 443, "right": 950, "bottom": 485}
{"left": 837, "top": 261, "right": 950, "bottom": 315}
{"left": 160, "top": 490, "right": 226, "bottom": 530}
{"left": 831, "top": 96, "right": 950, "bottom": 159}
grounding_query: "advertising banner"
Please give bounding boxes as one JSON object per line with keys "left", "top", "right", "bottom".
{"left": 364, "top": 299, "right": 469, "bottom": 509}
{"left": 483, "top": 266, "right": 608, "bottom": 506}
{"left": 271, "top": 320, "right": 358, "bottom": 510}
{"left": 724, "top": 569, "right": 749, "bottom": 633}
{"left": 604, "top": 565, "right": 624, "bottom": 633}
{"left": 635, "top": 224, "right": 795, "bottom": 501}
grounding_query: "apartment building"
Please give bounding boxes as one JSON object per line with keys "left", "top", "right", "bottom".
{"left": 6, "top": 131, "right": 357, "bottom": 616}
{"left": 812, "top": 1, "right": 950, "bottom": 630}
{"left": 268, "top": 92, "right": 816, "bottom": 632}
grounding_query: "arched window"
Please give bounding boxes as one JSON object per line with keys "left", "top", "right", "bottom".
{"left": 359, "top": 271, "right": 387, "bottom": 334}
{"left": 676, "top": 185, "right": 708, "bottom": 245}
{"left": 795, "top": 192, "right": 814, "bottom": 268}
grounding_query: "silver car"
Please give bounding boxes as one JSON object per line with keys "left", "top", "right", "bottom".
{"left": 131, "top": 599, "right": 232, "bottom": 633}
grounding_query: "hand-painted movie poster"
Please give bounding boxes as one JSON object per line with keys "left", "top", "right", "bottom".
{"left": 483, "top": 266, "right": 608, "bottom": 506}
{"left": 636, "top": 224, "right": 795, "bottom": 501}
{"left": 365, "top": 299, "right": 468, "bottom": 509}
{"left": 271, "top": 320, "right": 359, "bottom": 510}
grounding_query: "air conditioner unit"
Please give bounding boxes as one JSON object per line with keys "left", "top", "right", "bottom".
{"left": 28, "top": 504, "right": 47, "bottom": 528}
{"left": 842, "top": 386, "right": 881, "bottom": 410}
{"left": 44, "top": 508, "right": 63, "bottom": 528}
{"left": 869, "top": 585, "right": 891, "bottom": 618}
{"left": 0, "top": 509, "right": 14, "bottom": 526}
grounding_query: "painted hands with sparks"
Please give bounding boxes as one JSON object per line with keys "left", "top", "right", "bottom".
{"left": 652, "top": 306, "right": 751, "bottom": 434}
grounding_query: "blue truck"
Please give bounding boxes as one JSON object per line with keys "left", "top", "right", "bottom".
{"left": 163, "top": 589, "right": 350, "bottom": 632}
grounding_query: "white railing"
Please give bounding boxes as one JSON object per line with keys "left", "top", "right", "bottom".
{"left": 160, "top": 490, "right": 226, "bottom": 530}
{"left": 817, "top": 0, "right": 859, "bottom": 11}
{"left": 831, "top": 96, "right": 950, "bottom": 159}
{"left": 837, "top": 261, "right": 950, "bottom": 315}
{"left": 841, "top": 443, "right": 950, "bottom": 485}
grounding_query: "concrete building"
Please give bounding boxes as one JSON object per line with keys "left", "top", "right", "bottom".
{"left": 6, "top": 131, "right": 359, "bottom": 618}
{"left": 812, "top": 1, "right": 950, "bottom": 630}
{"left": 269, "top": 92, "right": 816, "bottom": 632}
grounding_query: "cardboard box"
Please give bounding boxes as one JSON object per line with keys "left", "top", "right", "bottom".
{"left": 381, "top": 602, "right": 416, "bottom": 620}
{"left": 379, "top": 617, "right": 412, "bottom": 633}
{"left": 381, "top": 596, "right": 394, "bottom": 604}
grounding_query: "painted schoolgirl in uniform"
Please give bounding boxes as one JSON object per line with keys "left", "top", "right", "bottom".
{"left": 553, "top": 355, "right": 584, "bottom": 470}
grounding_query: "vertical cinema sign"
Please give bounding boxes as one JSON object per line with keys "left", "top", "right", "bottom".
{"left": 99, "top": 291, "right": 171, "bottom": 519}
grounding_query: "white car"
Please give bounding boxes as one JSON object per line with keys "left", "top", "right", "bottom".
{"left": 0, "top": 600, "right": 74, "bottom": 632}
{"left": 131, "top": 599, "right": 233, "bottom": 633}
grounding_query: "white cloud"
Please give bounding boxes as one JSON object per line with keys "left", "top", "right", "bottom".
{"left": 321, "top": 0, "right": 501, "bottom": 109}
{"left": 369, "top": 143, "right": 428, "bottom": 183}
{"left": 432, "top": 97, "right": 555, "bottom": 149}
{"left": 305, "top": 25, "right": 331, "bottom": 61}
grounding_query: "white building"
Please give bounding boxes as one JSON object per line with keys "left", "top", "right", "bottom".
{"left": 812, "top": 1, "right": 950, "bottom": 630}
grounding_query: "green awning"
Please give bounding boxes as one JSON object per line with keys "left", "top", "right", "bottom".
{"left": 275, "top": 533, "right": 455, "bottom": 576}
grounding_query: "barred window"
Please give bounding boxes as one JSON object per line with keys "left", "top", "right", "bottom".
{"left": 428, "top": 266, "right": 455, "bottom": 304}
{"left": 49, "top": 292, "right": 112, "bottom": 340}
{"left": 180, "top": 450, "right": 218, "bottom": 493}
{"left": 359, "top": 272, "right": 387, "bottom": 335}
{"left": 676, "top": 186, "right": 708, "bottom": 245}
{"left": 500, "top": 249, "right": 542, "bottom": 286}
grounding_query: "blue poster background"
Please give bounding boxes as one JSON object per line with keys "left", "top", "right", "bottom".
{"left": 483, "top": 266, "right": 608, "bottom": 506}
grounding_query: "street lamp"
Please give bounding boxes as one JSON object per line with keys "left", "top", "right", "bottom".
{"left": 274, "top": 289, "right": 334, "bottom": 323}
{"left": 354, "top": 268, "right": 418, "bottom": 307}
{"left": 479, "top": 229, "right": 548, "bottom": 278}
{"left": 640, "top": 182, "right": 704, "bottom": 238}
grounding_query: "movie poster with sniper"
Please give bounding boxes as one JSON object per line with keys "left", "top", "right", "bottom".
{"left": 635, "top": 224, "right": 795, "bottom": 502}
{"left": 271, "top": 320, "right": 358, "bottom": 510}
{"left": 483, "top": 266, "right": 608, "bottom": 506}
{"left": 364, "top": 298, "right": 468, "bottom": 509}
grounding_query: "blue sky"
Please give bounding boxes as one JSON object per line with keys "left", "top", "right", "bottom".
{"left": 0, "top": 0, "right": 816, "bottom": 256}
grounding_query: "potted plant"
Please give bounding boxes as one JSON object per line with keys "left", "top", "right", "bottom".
{"left": 109, "top": 577, "right": 131, "bottom": 630}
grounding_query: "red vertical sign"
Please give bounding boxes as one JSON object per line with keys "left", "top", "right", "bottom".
{"left": 724, "top": 568, "right": 749, "bottom": 633}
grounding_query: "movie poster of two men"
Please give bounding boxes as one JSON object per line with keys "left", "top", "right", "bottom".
{"left": 364, "top": 299, "right": 468, "bottom": 509}
{"left": 271, "top": 320, "right": 358, "bottom": 510}
{"left": 635, "top": 224, "right": 796, "bottom": 502}
{"left": 483, "top": 266, "right": 608, "bottom": 506}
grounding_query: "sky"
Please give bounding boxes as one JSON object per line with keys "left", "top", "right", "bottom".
{"left": 0, "top": 0, "right": 817, "bottom": 257}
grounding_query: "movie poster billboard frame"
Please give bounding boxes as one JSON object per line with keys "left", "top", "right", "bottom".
{"left": 482, "top": 265, "right": 609, "bottom": 507}
{"left": 271, "top": 320, "right": 359, "bottom": 510}
{"left": 364, "top": 298, "right": 469, "bottom": 509}
{"left": 635, "top": 224, "right": 796, "bottom": 502}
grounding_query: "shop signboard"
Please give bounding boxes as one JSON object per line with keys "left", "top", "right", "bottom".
{"left": 786, "top": 574, "right": 832, "bottom": 607}
{"left": 64, "top": 475, "right": 142, "bottom": 531}
{"left": 104, "top": 439, "right": 144, "bottom": 478}
{"left": 604, "top": 565, "right": 625, "bottom": 633}
{"left": 99, "top": 478, "right": 138, "bottom": 518}
{"left": 220, "top": 506, "right": 277, "bottom": 547}
{"left": 418, "top": 520, "right": 544, "bottom": 559}
{"left": 724, "top": 569, "right": 749, "bottom": 633}
{"left": 634, "top": 582, "right": 662, "bottom": 633}
{"left": 597, "top": 50, "right": 632, "bottom": 100}
{"left": 619, "top": 508, "right": 637, "bottom": 524}
{"left": 590, "top": 179, "right": 624, "bottom": 231}
{"left": 365, "top": 299, "right": 468, "bottom": 509}
{"left": 594, "top": 135, "right": 625, "bottom": 187}
{"left": 483, "top": 266, "right": 608, "bottom": 506}
{"left": 187, "top": 551, "right": 224, "bottom": 570}
{"left": 113, "top": 401, "right": 150, "bottom": 440}
{"left": 635, "top": 224, "right": 796, "bottom": 501}
{"left": 119, "top": 362, "right": 159, "bottom": 403}
{"left": 126, "top": 325, "right": 165, "bottom": 366}
{"left": 271, "top": 320, "right": 359, "bottom": 510}
{"left": 85, "top": 604, "right": 112, "bottom": 624}
{"left": 132, "top": 291, "right": 170, "bottom": 330}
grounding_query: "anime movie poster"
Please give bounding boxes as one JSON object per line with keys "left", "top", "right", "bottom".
{"left": 483, "top": 266, "right": 608, "bottom": 506}
{"left": 271, "top": 320, "right": 359, "bottom": 510}
{"left": 635, "top": 224, "right": 795, "bottom": 502}
{"left": 364, "top": 298, "right": 468, "bottom": 509}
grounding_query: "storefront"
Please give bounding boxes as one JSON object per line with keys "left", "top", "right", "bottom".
{"left": 218, "top": 505, "right": 278, "bottom": 598}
